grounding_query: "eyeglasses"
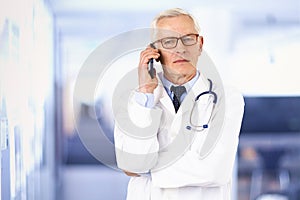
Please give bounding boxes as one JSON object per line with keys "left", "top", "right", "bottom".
{"left": 152, "top": 33, "right": 199, "bottom": 49}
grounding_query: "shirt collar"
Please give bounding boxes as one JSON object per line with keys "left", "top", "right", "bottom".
{"left": 158, "top": 71, "right": 200, "bottom": 96}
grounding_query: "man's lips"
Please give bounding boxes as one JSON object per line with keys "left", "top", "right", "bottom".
{"left": 173, "top": 59, "right": 189, "bottom": 63}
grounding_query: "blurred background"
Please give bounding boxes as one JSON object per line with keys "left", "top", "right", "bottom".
{"left": 1, "top": 0, "right": 300, "bottom": 199}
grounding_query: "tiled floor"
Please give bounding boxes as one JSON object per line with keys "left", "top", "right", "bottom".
{"left": 60, "top": 165, "right": 130, "bottom": 200}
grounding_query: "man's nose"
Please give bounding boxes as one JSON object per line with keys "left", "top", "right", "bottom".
{"left": 175, "top": 39, "right": 186, "bottom": 53}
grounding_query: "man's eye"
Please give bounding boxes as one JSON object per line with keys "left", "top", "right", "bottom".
{"left": 182, "top": 37, "right": 194, "bottom": 43}
{"left": 163, "top": 39, "right": 175, "bottom": 45}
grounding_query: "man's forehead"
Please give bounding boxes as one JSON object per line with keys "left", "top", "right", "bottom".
{"left": 156, "top": 29, "right": 181, "bottom": 37}
{"left": 153, "top": 16, "right": 197, "bottom": 38}
{"left": 152, "top": 29, "right": 194, "bottom": 41}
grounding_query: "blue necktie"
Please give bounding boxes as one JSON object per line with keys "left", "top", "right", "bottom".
{"left": 170, "top": 85, "right": 186, "bottom": 113}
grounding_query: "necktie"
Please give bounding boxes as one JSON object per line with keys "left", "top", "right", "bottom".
{"left": 170, "top": 85, "right": 186, "bottom": 113}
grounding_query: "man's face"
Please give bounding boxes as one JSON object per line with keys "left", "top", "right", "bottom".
{"left": 155, "top": 15, "right": 203, "bottom": 82}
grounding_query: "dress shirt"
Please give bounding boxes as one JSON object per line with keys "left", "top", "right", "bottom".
{"left": 135, "top": 71, "right": 200, "bottom": 108}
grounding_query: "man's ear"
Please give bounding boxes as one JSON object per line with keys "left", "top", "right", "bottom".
{"left": 197, "top": 36, "right": 204, "bottom": 56}
{"left": 199, "top": 36, "right": 204, "bottom": 51}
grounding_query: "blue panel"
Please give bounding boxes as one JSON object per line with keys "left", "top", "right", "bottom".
{"left": 241, "top": 96, "right": 300, "bottom": 133}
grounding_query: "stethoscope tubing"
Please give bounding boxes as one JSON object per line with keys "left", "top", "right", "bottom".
{"left": 186, "top": 79, "right": 217, "bottom": 131}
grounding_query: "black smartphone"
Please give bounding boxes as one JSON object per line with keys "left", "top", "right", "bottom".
{"left": 148, "top": 43, "right": 156, "bottom": 79}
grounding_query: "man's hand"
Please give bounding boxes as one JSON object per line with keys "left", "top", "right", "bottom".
{"left": 138, "top": 46, "right": 160, "bottom": 93}
{"left": 123, "top": 170, "right": 140, "bottom": 177}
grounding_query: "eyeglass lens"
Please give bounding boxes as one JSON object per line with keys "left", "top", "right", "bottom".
{"left": 161, "top": 34, "right": 198, "bottom": 49}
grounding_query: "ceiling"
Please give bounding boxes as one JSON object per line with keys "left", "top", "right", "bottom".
{"left": 49, "top": 0, "right": 300, "bottom": 37}
{"left": 46, "top": 0, "right": 300, "bottom": 98}
{"left": 48, "top": 0, "right": 300, "bottom": 64}
{"left": 48, "top": 0, "right": 300, "bottom": 13}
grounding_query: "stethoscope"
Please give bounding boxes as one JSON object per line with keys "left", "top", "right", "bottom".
{"left": 186, "top": 79, "right": 217, "bottom": 132}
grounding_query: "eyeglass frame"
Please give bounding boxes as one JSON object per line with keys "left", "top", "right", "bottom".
{"left": 151, "top": 33, "right": 200, "bottom": 49}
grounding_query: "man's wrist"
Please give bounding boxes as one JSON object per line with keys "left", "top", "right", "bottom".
{"left": 138, "top": 86, "right": 155, "bottom": 94}
{"left": 135, "top": 91, "right": 155, "bottom": 108}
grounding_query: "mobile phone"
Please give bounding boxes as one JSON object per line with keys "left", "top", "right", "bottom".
{"left": 148, "top": 43, "right": 156, "bottom": 79}
{"left": 148, "top": 58, "right": 155, "bottom": 79}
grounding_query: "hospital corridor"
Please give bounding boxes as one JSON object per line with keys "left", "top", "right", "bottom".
{"left": 1, "top": 0, "right": 300, "bottom": 200}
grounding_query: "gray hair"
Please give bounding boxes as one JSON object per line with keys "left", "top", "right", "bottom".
{"left": 151, "top": 8, "right": 201, "bottom": 34}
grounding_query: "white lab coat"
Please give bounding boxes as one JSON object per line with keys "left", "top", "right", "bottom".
{"left": 114, "top": 72, "right": 244, "bottom": 200}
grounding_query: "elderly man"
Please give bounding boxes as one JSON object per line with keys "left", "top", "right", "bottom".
{"left": 114, "top": 8, "right": 244, "bottom": 200}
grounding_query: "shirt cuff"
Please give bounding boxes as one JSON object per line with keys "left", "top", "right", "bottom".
{"left": 134, "top": 91, "right": 155, "bottom": 108}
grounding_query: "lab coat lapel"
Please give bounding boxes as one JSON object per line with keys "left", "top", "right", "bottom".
{"left": 159, "top": 90, "right": 175, "bottom": 114}
{"left": 155, "top": 78, "right": 176, "bottom": 114}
